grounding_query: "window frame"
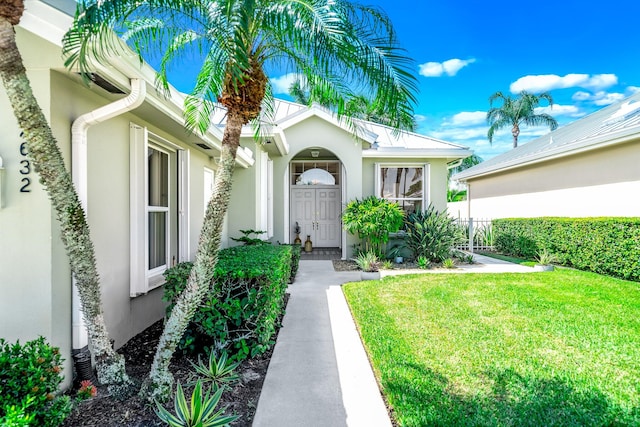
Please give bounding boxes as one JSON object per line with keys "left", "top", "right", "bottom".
{"left": 375, "top": 163, "right": 430, "bottom": 214}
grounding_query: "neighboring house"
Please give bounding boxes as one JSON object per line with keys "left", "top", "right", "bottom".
{"left": 0, "top": 0, "right": 470, "bottom": 385}
{"left": 452, "top": 92, "right": 640, "bottom": 219}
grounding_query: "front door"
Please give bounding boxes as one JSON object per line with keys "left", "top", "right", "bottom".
{"left": 291, "top": 187, "right": 341, "bottom": 247}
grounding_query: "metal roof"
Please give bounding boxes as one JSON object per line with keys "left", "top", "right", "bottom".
{"left": 453, "top": 92, "right": 640, "bottom": 181}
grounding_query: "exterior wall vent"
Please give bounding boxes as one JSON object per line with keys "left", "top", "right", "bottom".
{"left": 195, "top": 143, "right": 211, "bottom": 150}
{"left": 77, "top": 73, "right": 125, "bottom": 94}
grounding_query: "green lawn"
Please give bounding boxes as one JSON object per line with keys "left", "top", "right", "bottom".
{"left": 343, "top": 270, "right": 640, "bottom": 426}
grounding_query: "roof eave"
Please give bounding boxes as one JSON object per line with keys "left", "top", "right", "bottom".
{"left": 454, "top": 128, "right": 639, "bottom": 182}
{"left": 362, "top": 148, "right": 473, "bottom": 159}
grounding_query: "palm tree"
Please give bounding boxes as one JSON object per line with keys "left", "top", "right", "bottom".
{"left": 487, "top": 91, "right": 558, "bottom": 148}
{"left": 63, "top": 0, "right": 417, "bottom": 401}
{"left": 289, "top": 83, "right": 417, "bottom": 131}
{"left": 0, "top": 1, "right": 131, "bottom": 395}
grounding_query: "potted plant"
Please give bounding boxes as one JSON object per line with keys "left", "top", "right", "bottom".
{"left": 534, "top": 248, "right": 558, "bottom": 271}
{"left": 355, "top": 251, "right": 381, "bottom": 280}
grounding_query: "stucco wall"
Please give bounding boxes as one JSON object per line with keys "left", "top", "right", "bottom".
{"left": 0, "top": 28, "right": 73, "bottom": 386}
{"left": 465, "top": 141, "right": 640, "bottom": 218}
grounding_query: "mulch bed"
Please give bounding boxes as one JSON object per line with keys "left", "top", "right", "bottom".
{"left": 62, "top": 317, "right": 277, "bottom": 427}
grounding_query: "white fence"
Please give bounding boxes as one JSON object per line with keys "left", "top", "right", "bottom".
{"left": 455, "top": 218, "right": 494, "bottom": 252}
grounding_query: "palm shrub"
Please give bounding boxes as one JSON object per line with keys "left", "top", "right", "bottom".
{"left": 342, "top": 196, "right": 404, "bottom": 258}
{"left": 404, "top": 205, "right": 465, "bottom": 262}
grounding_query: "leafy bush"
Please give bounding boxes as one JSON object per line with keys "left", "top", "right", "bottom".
{"left": 404, "top": 205, "right": 465, "bottom": 262}
{"left": 230, "top": 229, "right": 269, "bottom": 245}
{"left": 163, "top": 245, "right": 292, "bottom": 361}
{"left": 342, "top": 196, "right": 404, "bottom": 257}
{"left": 283, "top": 243, "right": 301, "bottom": 283}
{"left": 0, "top": 337, "right": 72, "bottom": 426}
{"left": 494, "top": 217, "right": 640, "bottom": 281}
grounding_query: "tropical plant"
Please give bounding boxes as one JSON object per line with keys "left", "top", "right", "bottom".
{"left": 380, "top": 260, "right": 394, "bottom": 270}
{"left": 342, "top": 196, "right": 405, "bottom": 258}
{"left": 417, "top": 256, "right": 430, "bottom": 269}
{"left": 189, "top": 351, "right": 240, "bottom": 390}
{"left": 154, "top": 381, "right": 237, "bottom": 427}
{"left": 355, "top": 251, "right": 380, "bottom": 272}
{"left": 63, "top": 0, "right": 417, "bottom": 402}
{"left": 487, "top": 91, "right": 559, "bottom": 148}
{"left": 535, "top": 248, "right": 558, "bottom": 266}
{"left": 230, "top": 229, "right": 268, "bottom": 245}
{"left": 404, "top": 205, "right": 466, "bottom": 262}
{"left": 442, "top": 258, "right": 456, "bottom": 269}
{"left": 0, "top": 1, "right": 130, "bottom": 394}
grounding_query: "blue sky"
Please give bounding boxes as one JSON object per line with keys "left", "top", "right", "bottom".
{"left": 162, "top": 0, "right": 640, "bottom": 160}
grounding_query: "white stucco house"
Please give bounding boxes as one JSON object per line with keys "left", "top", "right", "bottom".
{"left": 451, "top": 92, "right": 640, "bottom": 219}
{"left": 0, "top": 0, "right": 471, "bottom": 385}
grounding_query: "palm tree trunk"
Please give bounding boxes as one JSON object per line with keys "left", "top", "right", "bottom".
{"left": 142, "top": 110, "right": 244, "bottom": 402}
{"left": 511, "top": 124, "right": 520, "bottom": 148}
{"left": 0, "top": 13, "right": 131, "bottom": 394}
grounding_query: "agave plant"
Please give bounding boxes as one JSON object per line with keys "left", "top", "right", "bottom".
{"left": 155, "top": 380, "right": 237, "bottom": 427}
{"left": 189, "top": 351, "right": 240, "bottom": 390}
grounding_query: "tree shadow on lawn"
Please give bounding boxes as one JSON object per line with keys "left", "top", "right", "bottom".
{"left": 385, "top": 363, "right": 639, "bottom": 427}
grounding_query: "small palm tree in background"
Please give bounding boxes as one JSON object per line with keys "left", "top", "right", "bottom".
{"left": 487, "top": 91, "right": 558, "bottom": 148}
{"left": 64, "top": 0, "right": 417, "bottom": 401}
{"left": 289, "top": 82, "right": 417, "bottom": 131}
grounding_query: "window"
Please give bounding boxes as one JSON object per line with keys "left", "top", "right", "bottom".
{"left": 130, "top": 124, "right": 186, "bottom": 297}
{"left": 147, "top": 145, "right": 169, "bottom": 272}
{"left": 291, "top": 161, "right": 340, "bottom": 186}
{"left": 376, "top": 164, "right": 428, "bottom": 215}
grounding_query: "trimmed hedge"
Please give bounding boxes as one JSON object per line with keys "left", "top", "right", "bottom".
{"left": 493, "top": 217, "right": 640, "bottom": 281}
{"left": 163, "top": 245, "right": 293, "bottom": 361}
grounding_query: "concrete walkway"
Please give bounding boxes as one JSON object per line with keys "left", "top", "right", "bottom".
{"left": 253, "top": 254, "right": 534, "bottom": 426}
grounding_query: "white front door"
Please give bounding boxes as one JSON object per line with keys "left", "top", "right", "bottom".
{"left": 291, "top": 187, "right": 341, "bottom": 247}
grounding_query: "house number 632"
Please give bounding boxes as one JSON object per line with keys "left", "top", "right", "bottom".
{"left": 19, "top": 133, "right": 31, "bottom": 193}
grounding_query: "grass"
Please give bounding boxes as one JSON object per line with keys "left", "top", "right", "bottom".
{"left": 343, "top": 269, "right": 640, "bottom": 426}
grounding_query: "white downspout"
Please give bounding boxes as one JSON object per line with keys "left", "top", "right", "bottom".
{"left": 70, "top": 78, "right": 146, "bottom": 353}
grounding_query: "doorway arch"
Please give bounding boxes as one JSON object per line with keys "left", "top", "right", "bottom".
{"left": 289, "top": 151, "right": 344, "bottom": 252}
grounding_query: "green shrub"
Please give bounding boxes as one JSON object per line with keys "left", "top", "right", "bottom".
{"left": 283, "top": 243, "right": 301, "bottom": 283}
{"left": 0, "top": 337, "right": 72, "bottom": 427}
{"left": 404, "top": 205, "right": 466, "bottom": 262}
{"left": 494, "top": 217, "right": 640, "bottom": 281}
{"left": 163, "top": 245, "right": 292, "bottom": 361}
{"left": 342, "top": 196, "right": 404, "bottom": 258}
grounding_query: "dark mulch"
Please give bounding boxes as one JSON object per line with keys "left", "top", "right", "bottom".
{"left": 62, "top": 316, "right": 278, "bottom": 427}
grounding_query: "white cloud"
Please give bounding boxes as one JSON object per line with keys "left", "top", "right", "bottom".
{"left": 572, "top": 90, "right": 625, "bottom": 106}
{"left": 444, "top": 111, "right": 486, "bottom": 127}
{"left": 419, "top": 58, "right": 475, "bottom": 77}
{"left": 626, "top": 86, "right": 640, "bottom": 94}
{"left": 270, "top": 73, "right": 302, "bottom": 94}
{"left": 534, "top": 104, "right": 584, "bottom": 117}
{"left": 414, "top": 114, "right": 428, "bottom": 123}
{"left": 510, "top": 73, "right": 618, "bottom": 93}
